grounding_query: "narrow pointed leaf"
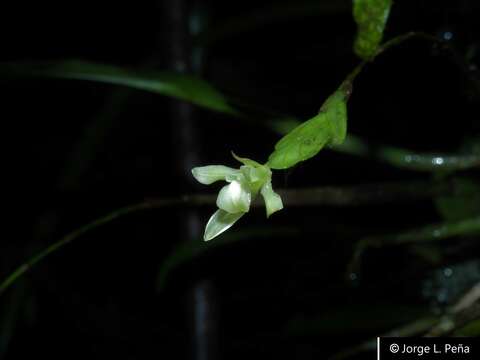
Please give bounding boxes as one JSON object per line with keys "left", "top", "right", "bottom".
{"left": 0, "top": 60, "right": 237, "bottom": 114}
{"left": 353, "top": 0, "right": 393, "bottom": 59}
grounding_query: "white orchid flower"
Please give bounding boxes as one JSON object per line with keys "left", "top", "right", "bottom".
{"left": 191, "top": 153, "right": 283, "bottom": 241}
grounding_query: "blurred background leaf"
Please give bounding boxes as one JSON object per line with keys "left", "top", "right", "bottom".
{"left": 435, "top": 177, "right": 480, "bottom": 221}
{"left": 0, "top": 61, "right": 237, "bottom": 115}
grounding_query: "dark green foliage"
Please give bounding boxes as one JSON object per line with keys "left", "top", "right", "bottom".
{"left": 353, "top": 0, "right": 393, "bottom": 59}
{"left": 268, "top": 82, "right": 349, "bottom": 169}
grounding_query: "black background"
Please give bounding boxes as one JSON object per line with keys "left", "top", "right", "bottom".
{"left": 0, "top": 0, "right": 479, "bottom": 359}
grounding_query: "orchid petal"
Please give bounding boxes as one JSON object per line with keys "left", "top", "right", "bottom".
{"left": 191, "top": 165, "right": 239, "bottom": 185}
{"left": 260, "top": 181, "right": 283, "bottom": 217}
{"left": 204, "top": 209, "right": 245, "bottom": 241}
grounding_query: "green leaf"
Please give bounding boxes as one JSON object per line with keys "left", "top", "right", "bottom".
{"left": 267, "top": 82, "right": 350, "bottom": 170}
{"left": 353, "top": 0, "right": 393, "bottom": 59}
{"left": 0, "top": 60, "right": 237, "bottom": 115}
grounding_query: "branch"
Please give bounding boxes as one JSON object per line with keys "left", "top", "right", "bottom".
{"left": 426, "top": 282, "right": 480, "bottom": 336}
{"left": 0, "top": 180, "right": 449, "bottom": 297}
{"left": 277, "top": 180, "right": 449, "bottom": 206}
{"left": 347, "top": 216, "right": 480, "bottom": 278}
{"left": 334, "top": 134, "right": 480, "bottom": 172}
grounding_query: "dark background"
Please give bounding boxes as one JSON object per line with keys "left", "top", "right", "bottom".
{"left": 0, "top": 0, "right": 479, "bottom": 359}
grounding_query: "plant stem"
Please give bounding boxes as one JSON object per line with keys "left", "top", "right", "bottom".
{"left": 0, "top": 203, "right": 150, "bottom": 296}
{"left": 0, "top": 180, "right": 452, "bottom": 297}
{"left": 347, "top": 216, "right": 480, "bottom": 278}
{"left": 332, "top": 134, "right": 480, "bottom": 172}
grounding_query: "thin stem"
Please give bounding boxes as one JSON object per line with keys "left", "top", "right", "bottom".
{"left": 333, "top": 135, "right": 480, "bottom": 172}
{"left": 276, "top": 32, "right": 480, "bottom": 172}
{"left": 278, "top": 180, "right": 449, "bottom": 206}
{"left": 375, "top": 31, "right": 440, "bottom": 56}
{"left": 367, "top": 216, "right": 480, "bottom": 247}
{"left": 0, "top": 180, "right": 450, "bottom": 297}
{"left": 347, "top": 216, "right": 480, "bottom": 278}
{"left": 0, "top": 202, "right": 151, "bottom": 296}
{"left": 344, "top": 32, "right": 442, "bottom": 82}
